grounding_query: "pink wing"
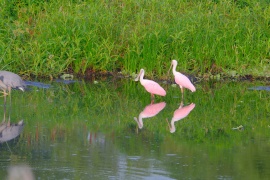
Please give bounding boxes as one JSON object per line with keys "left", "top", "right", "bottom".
{"left": 141, "top": 102, "right": 166, "bottom": 118}
{"left": 172, "top": 103, "right": 195, "bottom": 121}
{"left": 174, "top": 72, "right": 196, "bottom": 92}
{"left": 141, "top": 79, "right": 166, "bottom": 96}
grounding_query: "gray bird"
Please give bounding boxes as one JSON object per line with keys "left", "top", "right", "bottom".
{"left": 0, "top": 70, "right": 25, "bottom": 96}
{"left": 0, "top": 71, "right": 25, "bottom": 125}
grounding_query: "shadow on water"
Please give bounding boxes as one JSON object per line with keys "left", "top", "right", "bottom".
{"left": 248, "top": 86, "right": 270, "bottom": 91}
{"left": 24, "top": 79, "right": 79, "bottom": 89}
{"left": 0, "top": 78, "right": 269, "bottom": 179}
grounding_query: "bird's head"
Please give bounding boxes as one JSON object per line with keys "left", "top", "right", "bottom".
{"left": 135, "top": 69, "right": 144, "bottom": 81}
{"left": 171, "top": 60, "right": 177, "bottom": 66}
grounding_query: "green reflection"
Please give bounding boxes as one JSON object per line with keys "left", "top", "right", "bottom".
{"left": 0, "top": 79, "right": 269, "bottom": 179}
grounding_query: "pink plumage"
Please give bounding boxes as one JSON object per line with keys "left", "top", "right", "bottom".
{"left": 168, "top": 60, "right": 196, "bottom": 98}
{"left": 168, "top": 103, "right": 196, "bottom": 133}
{"left": 135, "top": 69, "right": 166, "bottom": 98}
{"left": 174, "top": 71, "right": 196, "bottom": 92}
{"left": 140, "top": 79, "right": 166, "bottom": 96}
{"left": 141, "top": 102, "right": 166, "bottom": 117}
{"left": 134, "top": 102, "right": 166, "bottom": 129}
{"left": 172, "top": 103, "right": 196, "bottom": 121}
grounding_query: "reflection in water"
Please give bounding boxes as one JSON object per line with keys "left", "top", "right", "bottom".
{"left": 87, "top": 131, "right": 106, "bottom": 145}
{"left": 54, "top": 79, "right": 79, "bottom": 84}
{"left": 167, "top": 102, "right": 195, "bottom": 133}
{"left": 7, "top": 164, "right": 35, "bottom": 180}
{"left": 1, "top": 97, "right": 24, "bottom": 143}
{"left": 134, "top": 102, "right": 166, "bottom": 129}
{"left": 24, "top": 80, "right": 51, "bottom": 89}
{"left": 0, "top": 80, "right": 268, "bottom": 179}
{"left": 0, "top": 120, "right": 24, "bottom": 143}
{"left": 248, "top": 86, "right": 270, "bottom": 91}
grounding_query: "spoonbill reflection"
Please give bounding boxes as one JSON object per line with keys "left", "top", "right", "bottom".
{"left": 168, "top": 60, "right": 196, "bottom": 99}
{"left": 134, "top": 102, "right": 166, "bottom": 129}
{"left": 167, "top": 102, "right": 195, "bottom": 133}
{"left": 0, "top": 119, "right": 24, "bottom": 143}
{"left": 135, "top": 69, "right": 166, "bottom": 101}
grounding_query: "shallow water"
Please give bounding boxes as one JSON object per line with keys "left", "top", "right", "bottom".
{"left": 0, "top": 78, "right": 269, "bottom": 179}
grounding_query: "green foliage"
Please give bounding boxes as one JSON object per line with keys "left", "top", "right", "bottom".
{"left": 0, "top": 0, "right": 269, "bottom": 77}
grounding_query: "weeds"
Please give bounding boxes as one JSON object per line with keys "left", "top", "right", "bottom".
{"left": 0, "top": 0, "right": 269, "bottom": 78}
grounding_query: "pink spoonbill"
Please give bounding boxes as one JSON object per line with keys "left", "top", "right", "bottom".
{"left": 167, "top": 102, "right": 195, "bottom": 133}
{"left": 134, "top": 102, "right": 166, "bottom": 129}
{"left": 135, "top": 69, "right": 166, "bottom": 101}
{"left": 168, "top": 60, "right": 196, "bottom": 99}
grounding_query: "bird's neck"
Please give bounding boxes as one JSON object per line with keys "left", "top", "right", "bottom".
{"left": 140, "top": 71, "right": 145, "bottom": 82}
{"left": 170, "top": 121, "right": 176, "bottom": 133}
{"left": 172, "top": 63, "right": 178, "bottom": 75}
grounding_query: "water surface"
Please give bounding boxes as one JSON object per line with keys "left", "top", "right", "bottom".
{"left": 0, "top": 79, "right": 269, "bottom": 179}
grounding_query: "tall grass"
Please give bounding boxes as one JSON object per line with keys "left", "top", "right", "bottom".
{"left": 0, "top": 0, "right": 269, "bottom": 77}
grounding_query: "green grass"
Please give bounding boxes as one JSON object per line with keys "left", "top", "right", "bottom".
{"left": 0, "top": 0, "right": 269, "bottom": 78}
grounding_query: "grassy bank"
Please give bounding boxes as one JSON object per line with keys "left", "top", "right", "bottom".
{"left": 0, "top": 0, "right": 269, "bottom": 78}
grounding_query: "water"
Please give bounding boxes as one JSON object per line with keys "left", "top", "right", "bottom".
{"left": 0, "top": 78, "right": 269, "bottom": 179}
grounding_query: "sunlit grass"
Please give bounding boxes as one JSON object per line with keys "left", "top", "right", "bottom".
{"left": 0, "top": 0, "right": 269, "bottom": 78}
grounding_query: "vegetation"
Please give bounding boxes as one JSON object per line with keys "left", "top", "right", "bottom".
{"left": 7, "top": 79, "right": 270, "bottom": 145}
{"left": 0, "top": 0, "right": 269, "bottom": 78}
{"left": 1, "top": 79, "right": 269, "bottom": 179}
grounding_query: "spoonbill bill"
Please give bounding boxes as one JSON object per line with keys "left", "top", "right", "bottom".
{"left": 135, "top": 69, "right": 166, "bottom": 100}
{"left": 168, "top": 60, "right": 196, "bottom": 99}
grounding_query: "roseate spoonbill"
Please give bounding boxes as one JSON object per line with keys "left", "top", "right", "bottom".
{"left": 135, "top": 69, "right": 166, "bottom": 101}
{"left": 134, "top": 102, "right": 166, "bottom": 129}
{"left": 167, "top": 102, "right": 195, "bottom": 133}
{"left": 168, "top": 60, "right": 196, "bottom": 99}
{"left": 0, "top": 71, "right": 25, "bottom": 125}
